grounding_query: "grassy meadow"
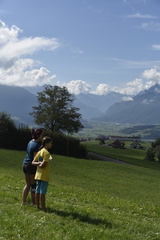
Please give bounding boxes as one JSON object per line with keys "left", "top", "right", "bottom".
{"left": 1, "top": 148, "right": 160, "bottom": 239}
{"left": 75, "top": 121, "right": 160, "bottom": 141}
{"left": 83, "top": 141, "right": 158, "bottom": 169}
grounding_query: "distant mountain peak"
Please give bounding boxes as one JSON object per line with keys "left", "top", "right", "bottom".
{"left": 97, "top": 83, "right": 160, "bottom": 124}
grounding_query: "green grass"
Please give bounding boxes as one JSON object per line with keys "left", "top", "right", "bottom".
{"left": 76, "top": 122, "right": 128, "bottom": 138}
{"left": 75, "top": 121, "right": 160, "bottom": 140}
{"left": 1, "top": 149, "right": 160, "bottom": 239}
{"left": 83, "top": 141, "right": 160, "bottom": 169}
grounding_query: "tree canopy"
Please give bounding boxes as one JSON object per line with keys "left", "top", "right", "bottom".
{"left": 144, "top": 137, "right": 160, "bottom": 162}
{"left": 0, "top": 111, "right": 16, "bottom": 133}
{"left": 30, "top": 85, "right": 84, "bottom": 134}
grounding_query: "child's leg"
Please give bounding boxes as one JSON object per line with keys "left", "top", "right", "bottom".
{"left": 40, "top": 194, "right": 46, "bottom": 211}
{"left": 35, "top": 193, "right": 40, "bottom": 208}
{"left": 35, "top": 180, "right": 41, "bottom": 208}
{"left": 40, "top": 181, "right": 48, "bottom": 211}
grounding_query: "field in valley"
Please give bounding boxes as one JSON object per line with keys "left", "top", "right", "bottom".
{"left": 75, "top": 121, "right": 160, "bottom": 141}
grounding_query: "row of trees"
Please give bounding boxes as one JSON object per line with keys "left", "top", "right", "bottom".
{"left": 0, "top": 85, "right": 87, "bottom": 158}
{"left": 0, "top": 111, "right": 87, "bottom": 158}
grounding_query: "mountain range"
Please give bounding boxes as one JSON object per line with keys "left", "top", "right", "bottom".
{"left": 99, "top": 84, "right": 160, "bottom": 124}
{"left": 0, "top": 84, "right": 37, "bottom": 125}
{"left": 74, "top": 92, "right": 127, "bottom": 120}
{"left": 0, "top": 83, "right": 160, "bottom": 125}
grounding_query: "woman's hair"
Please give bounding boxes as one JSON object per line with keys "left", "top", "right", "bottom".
{"left": 31, "top": 129, "right": 42, "bottom": 139}
{"left": 39, "top": 136, "right": 52, "bottom": 150}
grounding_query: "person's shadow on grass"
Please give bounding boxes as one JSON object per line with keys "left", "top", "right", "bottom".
{"left": 47, "top": 208, "right": 112, "bottom": 228}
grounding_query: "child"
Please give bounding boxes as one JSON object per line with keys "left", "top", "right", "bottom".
{"left": 32, "top": 136, "right": 53, "bottom": 212}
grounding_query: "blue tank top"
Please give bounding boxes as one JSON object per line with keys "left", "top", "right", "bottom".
{"left": 23, "top": 140, "right": 40, "bottom": 164}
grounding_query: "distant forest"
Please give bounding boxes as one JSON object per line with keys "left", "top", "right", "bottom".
{"left": 120, "top": 125, "right": 160, "bottom": 140}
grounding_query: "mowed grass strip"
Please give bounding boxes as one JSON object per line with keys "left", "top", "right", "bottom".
{"left": 0, "top": 149, "right": 160, "bottom": 240}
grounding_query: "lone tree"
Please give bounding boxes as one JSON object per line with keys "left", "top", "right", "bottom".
{"left": 30, "top": 84, "right": 84, "bottom": 133}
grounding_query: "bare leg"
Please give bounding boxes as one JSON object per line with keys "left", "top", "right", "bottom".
{"left": 29, "top": 174, "right": 36, "bottom": 205}
{"left": 22, "top": 173, "right": 36, "bottom": 205}
{"left": 40, "top": 194, "right": 46, "bottom": 211}
{"left": 31, "top": 192, "right": 36, "bottom": 205}
{"left": 35, "top": 193, "right": 40, "bottom": 208}
{"left": 22, "top": 173, "right": 30, "bottom": 204}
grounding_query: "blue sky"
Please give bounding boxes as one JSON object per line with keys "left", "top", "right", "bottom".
{"left": 0, "top": 0, "right": 160, "bottom": 95}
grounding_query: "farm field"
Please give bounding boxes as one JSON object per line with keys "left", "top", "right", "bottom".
{"left": 1, "top": 148, "right": 160, "bottom": 240}
{"left": 75, "top": 121, "right": 160, "bottom": 141}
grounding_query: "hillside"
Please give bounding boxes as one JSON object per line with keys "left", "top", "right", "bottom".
{"left": 0, "top": 84, "right": 37, "bottom": 125}
{"left": 1, "top": 149, "right": 160, "bottom": 239}
{"left": 75, "top": 92, "right": 127, "bottom": 119}
{"left": 99, "top": 84, "right": 160, "bottom": 124}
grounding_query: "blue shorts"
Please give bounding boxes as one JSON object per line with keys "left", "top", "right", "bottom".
{"left": 36, "top": 180, "right": 48, "bottom": 194}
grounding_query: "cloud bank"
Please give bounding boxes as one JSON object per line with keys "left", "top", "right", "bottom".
{"left": 0, "top": 20, "right": 59, "bottom": 86}
{"left": 61, "top": 67, "right": 160, "bottom": 96}
{"left": 1, "top": 20, "right": 160, "bottom": 96}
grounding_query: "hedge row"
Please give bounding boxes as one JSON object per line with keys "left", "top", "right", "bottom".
{"left": 0, "top": 125, "right": 87, "bottom": 158}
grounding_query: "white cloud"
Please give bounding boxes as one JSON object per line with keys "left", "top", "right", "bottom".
{"left": 118, "top": 78, "right": 144, "bottom": 95}
{"left": 122, "top": 96, "right": 133, "bottom": 101}
{"left": 127, "top": 13, "right": 157, "bottom": 19}
{"left": 0, "top": 20, "right": 21, "bottom": 44}
{"left": 115, "top": 68, "right": 160, "bottom": 95}
{"left": 110, "top": 57, "right": 160, "bottom": 69}
{"left": 64, "top": 68, "right": 160, "bottom": 97}
{"left": 0, "top": 20, "right": 59, "bottom": 86}
{"left": 0, "top": 58, "right": 56, "bottom": 86}
{"left": 0, "top": 37, "right": 59, "bottom": 60}
{"left": 65, "top": 80, "right": 91, "bottom": 95}
{"left": 140, "top": 22, "right": 160, "bottom": 31}
{"left": 64, "top": 79, "right": 142, "bottom": 96}
{"left": 91, "top": 79, "right": 145, "bottom": 96}
{"left": 152, "top": 44, "right": 160, "bottom": 50}
{"left": 143, "top": 68, "right": 160, "bottom": 82}
{"left": 92, "top": 84, "right": 111, "bottom": 95}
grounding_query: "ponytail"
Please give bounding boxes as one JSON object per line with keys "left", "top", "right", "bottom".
{"left": 39, "top": 136, "right": 52, "bottom": 150}
{"left": 31, "top": 129, "right": 42, "bottom": 139}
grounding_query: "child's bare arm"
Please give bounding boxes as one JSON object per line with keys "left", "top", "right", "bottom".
{"left": 39, "top": 161, "right": 47, "bottom": 168}
{"left": 32, "top": 160, "right": 41, "bottom": 166}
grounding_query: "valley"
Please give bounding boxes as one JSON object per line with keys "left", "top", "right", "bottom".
{"left": 74, "top": 121, "right": 160, "bottom": 141}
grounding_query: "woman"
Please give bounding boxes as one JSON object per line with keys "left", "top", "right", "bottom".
{"left": 22, "top": 129, "right": 43, "bottom": 205}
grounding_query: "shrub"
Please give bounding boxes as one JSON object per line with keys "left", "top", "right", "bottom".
{"left": 144, "top": 137, "right": 160, "bottom": 162}
{"left": 144, "top": 148, "right": 155, "bottom": 161}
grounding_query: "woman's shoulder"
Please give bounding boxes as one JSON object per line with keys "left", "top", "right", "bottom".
{"left": 29, "top": 140, "right": 40, "bottom": 147}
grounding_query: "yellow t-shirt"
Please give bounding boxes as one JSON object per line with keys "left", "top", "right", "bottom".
{"left": 34, "top": 148, "right": 51, "bottom": 182}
